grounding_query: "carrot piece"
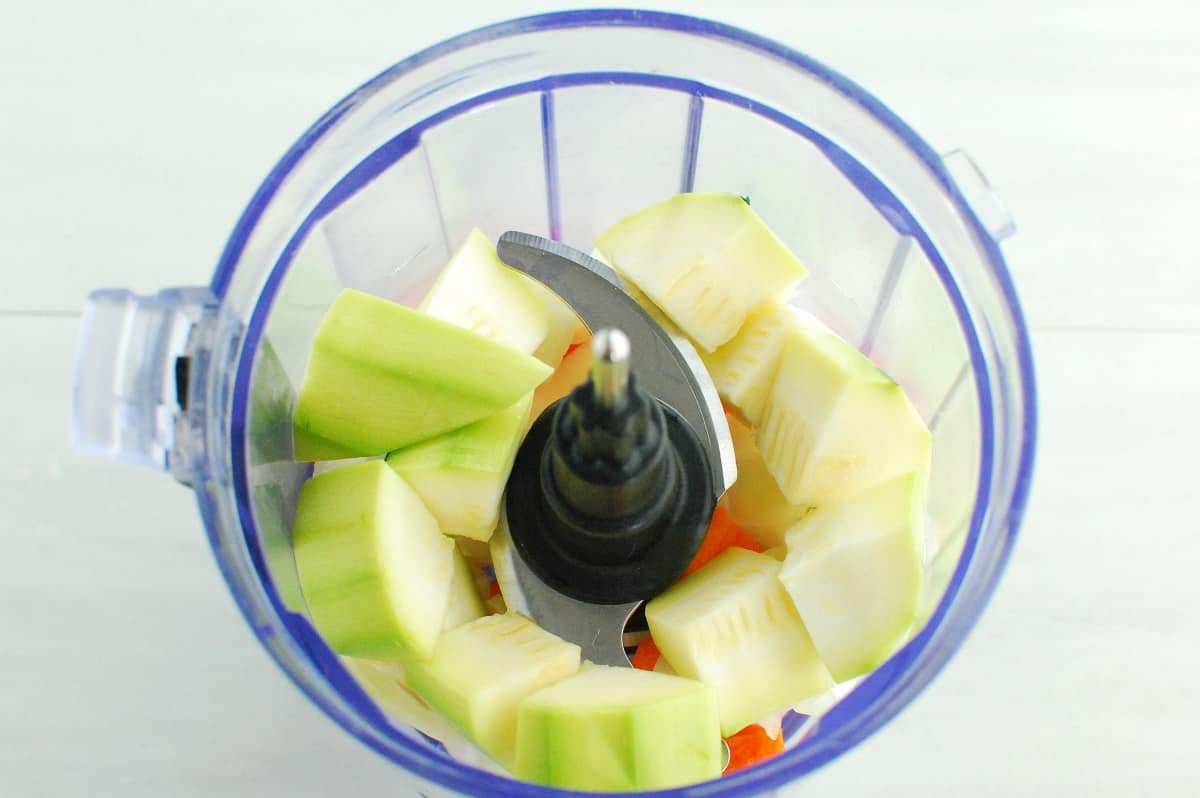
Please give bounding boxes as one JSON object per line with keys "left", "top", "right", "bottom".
{"left": 630, "top": 636, "right": 661, "bottom": 671}
{"left": 723, "top": 724, "right": 785, "bottom": 775}
{"left": 726, "top": 524, "right": 763, "bottom": 554}
{"left": 682, "top": 507, "right": 763, "bottom": 578}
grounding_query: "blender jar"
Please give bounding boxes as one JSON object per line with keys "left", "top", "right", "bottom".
{"left": 72, "top": 10, "right": 1036, "bottom": 797}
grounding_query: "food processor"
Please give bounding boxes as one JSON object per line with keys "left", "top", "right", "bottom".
{"left": 71, "top": 9, "right": 1037, "bottom": 796}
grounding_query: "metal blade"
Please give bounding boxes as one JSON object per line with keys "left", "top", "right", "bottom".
{"left": 496, "top": 231, "right": 734, "bottom": 493}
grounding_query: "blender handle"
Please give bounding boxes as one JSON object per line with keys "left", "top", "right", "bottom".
{"left": 941, "top": 148, "right": 1016, "bottom": 241}
{"left": 72, "top": 286, "right": 221, "bottom": 485}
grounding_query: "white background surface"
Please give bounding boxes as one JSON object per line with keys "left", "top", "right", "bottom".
{"left": 2, "top": 1, "right": 1198, "bottom": 795}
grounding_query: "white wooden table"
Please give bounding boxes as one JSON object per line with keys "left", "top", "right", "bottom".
{"left": 3, "top": 1, "right": 1197, "bottom": 795}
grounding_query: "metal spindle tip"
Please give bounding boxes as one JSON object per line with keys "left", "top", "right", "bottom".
{"left": 591, "top": 328, "right": 631, "bottom": 407}
{"left": 593, "top": 328, "right": 631, "bottom": 364}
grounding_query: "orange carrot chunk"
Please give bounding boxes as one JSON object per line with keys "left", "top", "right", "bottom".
{"left": 682, "top": 507, "right": 763, "bottom": 578}
{"left": 723, "top": 724, "right": 785, "bottom": 775}
{"left": 630, "top": 636, "right": 662, "bottom": 671}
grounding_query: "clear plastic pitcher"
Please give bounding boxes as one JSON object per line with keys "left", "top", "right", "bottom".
{"left": 71, "top": 10, "right": 1036, "bottom": 796}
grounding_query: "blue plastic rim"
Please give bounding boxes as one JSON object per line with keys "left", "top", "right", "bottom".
{"left": 206, "top": 9, "right": 1038, "bottom": 797}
